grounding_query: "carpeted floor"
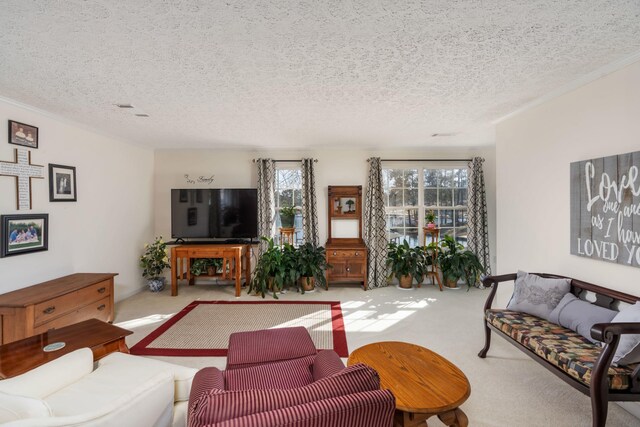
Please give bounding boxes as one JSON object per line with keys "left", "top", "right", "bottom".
{"left": 114, "top": 281, "right": 640, "bottom": 427}
{"left": 130, "top": 300, "right": 347, "bottom": 356}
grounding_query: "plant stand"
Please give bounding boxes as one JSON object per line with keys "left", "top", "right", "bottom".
{"left": 279, "top": 227, "right": 295, "bottom": 246}
{"left": 423, "top": 227, "right": 444, "bottom": 292}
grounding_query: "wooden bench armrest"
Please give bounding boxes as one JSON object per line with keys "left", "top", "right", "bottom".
{"left": 481, "top": 273, "right": 517, "bottom": 312}
{"left": 590, "top": 322, "right": 640, "bottom": 343}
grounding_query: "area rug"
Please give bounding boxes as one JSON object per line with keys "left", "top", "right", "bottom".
{"left": 129, "top": 301, "right": 348, "bottom": 357}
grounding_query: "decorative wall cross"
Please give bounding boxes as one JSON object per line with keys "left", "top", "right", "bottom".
{"left": 0, "top": 148, "right": 44, "bottom": 210}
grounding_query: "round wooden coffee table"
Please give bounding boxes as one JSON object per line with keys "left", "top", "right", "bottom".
{"left": 348, "top": 341, "right": 470, "bottom": 427}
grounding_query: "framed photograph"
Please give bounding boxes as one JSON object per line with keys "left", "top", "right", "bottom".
{"left": 1, "top": 214, "right": 48, "bottom": 257}
{"left": 8, "top": 120, "right": 38, "bottom": 149}
{"left": 48, "top": 164, "right": 77, "bottom": 202}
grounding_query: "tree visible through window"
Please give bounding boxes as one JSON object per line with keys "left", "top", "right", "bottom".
{"left": 274, "top": 167, "right": 302, "bottom": 245}
{"left": 383, "top": 166, "right": 468, "bottom": 247}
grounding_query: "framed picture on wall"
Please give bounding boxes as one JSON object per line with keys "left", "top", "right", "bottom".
{"left": 0, "top": 213, "right": 48, "bottom": 257}
{"left": 8, "top": 120, "right": 38, "bottom": 149}
{"left": 48, "top": 164, "right": 77, "bottom": 202}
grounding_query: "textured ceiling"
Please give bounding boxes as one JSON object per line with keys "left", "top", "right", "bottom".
{"left": 0, "top": 1, "right": 639, "bottom": 150}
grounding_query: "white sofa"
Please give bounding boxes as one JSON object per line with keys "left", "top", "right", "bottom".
{"left": 0, "top": 348, "right": 197, "bottom": 427}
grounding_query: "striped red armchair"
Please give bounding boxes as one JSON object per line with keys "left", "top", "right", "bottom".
{"left": 188, "top": 327, "right": 395, "bottom": 427}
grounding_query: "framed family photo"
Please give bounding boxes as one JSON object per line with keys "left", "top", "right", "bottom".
{"left": 49, "top": 164, "right": 77, "bottom": 202}
{"left": 8, "top": 120, "right": 38, "bottom": 149}
{"left": 1, "top": 214, "right": 48, "bottom": 257}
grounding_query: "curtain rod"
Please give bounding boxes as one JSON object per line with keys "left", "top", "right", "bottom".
{"left": 371, "top": 158, "right": 472, "bottom": 162}
{"left": 252, "top": 159, "right": 318, "bottom": 163}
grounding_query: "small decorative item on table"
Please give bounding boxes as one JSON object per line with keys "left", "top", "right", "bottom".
{"left": 139, "top": 236, "right": 170, "bottom": 292}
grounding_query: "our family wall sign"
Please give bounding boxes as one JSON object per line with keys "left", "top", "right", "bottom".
{"left": 570, "top": 150, "right": 640, "bottom": 267}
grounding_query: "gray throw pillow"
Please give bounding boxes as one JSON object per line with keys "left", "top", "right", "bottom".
{"left": 506, "top": 271, "right": 570, "bottom": 320}
{"left": 612, "top": 302, "right": 640, "bottom": 366}
{"left": 548, "top": 293, "right": 617, "bottom": 343}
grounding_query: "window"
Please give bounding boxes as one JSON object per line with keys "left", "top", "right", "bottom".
{"left": 274, "top": 167, "right": 303, "bottom": 245}
{"left": 383, "top": 165, "right": 468, "bottom": 247}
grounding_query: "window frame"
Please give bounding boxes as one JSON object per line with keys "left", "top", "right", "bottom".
{"left": 273, "top": 164, "right": 303, "bottom": 245}
{"left": 382, "top": 161, "right": 469, "bottom": 247}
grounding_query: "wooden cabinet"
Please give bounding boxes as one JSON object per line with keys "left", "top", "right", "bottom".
{"left": 326, "top": 245, "right": 368, "bottom": 290}
{"left": 326, "top": 185, "right": 367, "bottom": 290}
{"left": 0, "top": 273, "right": 117, "bottom": 344}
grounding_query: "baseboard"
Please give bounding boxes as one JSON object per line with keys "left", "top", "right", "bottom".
{"left": 115, "top": 284, "right": 146, "bottom": 303}
{"left": 617, "top": 402, "right": 640, "bottom": 420}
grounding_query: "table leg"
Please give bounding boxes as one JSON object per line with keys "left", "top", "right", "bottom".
{"left": 244, "top": 245, "right": 251, "bottom": 288}
{"left": 171, "top": 247, "right": 178, "bottom": 296}
{"left": 235, "top": 249, "right": 241, "bottom": 297}
{"left": 394, "top": 411, "right": 430, "bottom": 427}
{"left": 437, "top": 408, "right": 468, "bottom": 427}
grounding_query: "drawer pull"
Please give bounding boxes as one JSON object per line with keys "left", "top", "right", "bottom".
{"left": 97, "top": 304, "right": 106, "bottom": 311}
{"left": 355, "top": 252, "right": 359, "bottom": 256}
{"left": 43, "top": 306, "right": 55, "bottom": 314}
{"left": 97, "top": 287, "right": 106, "bottom": 294}
{"left": 333, "top": 251, "right": 337, "bottom": 256}
{"left": 346, "top": 267, "right": 351, "bottom": 272}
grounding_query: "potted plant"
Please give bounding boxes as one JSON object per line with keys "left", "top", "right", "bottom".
{"left": 295, "top": 243, "right": 331, "bottom": 293}
{"left": 410, "top": 245, "right": 432, "bottom": 285}
{"left": 436, "top": 235, "right": 485, "bottom": 289}
{"left": 280, "top": 242, "right": 299, "bottom": 291}
{"left": 190, "top": 258, "right": 222, "bottom": 276}
{"left": 249, "top": 237, "right": 288, "bottom": 298}
{"left": 139, "top": 236, "right": 171, "bottom": 292}
{"left": 279, "top": 206, "right": 297, "bottom": 228}
{"left": 387, "top": 240, "right": 414, "bottom": 288}
{"left": 425, "top": 210, "right": 437, "bottom": 229}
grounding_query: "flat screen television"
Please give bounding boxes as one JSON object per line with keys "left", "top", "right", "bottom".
{"left": 171, "top": 189, "right": 258, "bottom": 240}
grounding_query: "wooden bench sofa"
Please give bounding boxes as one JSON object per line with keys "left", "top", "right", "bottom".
{"left": 478, "top": 273, "right": 640, "bottom": 427}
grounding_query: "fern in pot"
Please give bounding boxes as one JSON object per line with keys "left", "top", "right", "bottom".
{"left": 140, "top": 236, "right": 170, "bottom": 292}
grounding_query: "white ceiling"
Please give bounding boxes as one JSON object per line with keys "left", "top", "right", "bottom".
{"left": 0, "top": 1, "right": 639, "bottom": 150}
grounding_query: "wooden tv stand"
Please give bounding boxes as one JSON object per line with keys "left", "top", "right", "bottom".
{"left": 170, "top": 244, "right": 251, "bottom": 297}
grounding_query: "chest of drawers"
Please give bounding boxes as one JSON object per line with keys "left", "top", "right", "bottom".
{"left": 0, "top": 273, "right": 117, "bottom": 344}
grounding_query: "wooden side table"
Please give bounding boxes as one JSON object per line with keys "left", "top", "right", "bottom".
{"left": 348, "top": 341, "right": 470, "bottom": 427}
{"left": 423, "top": 226, "right": 443, "bottom": 291}
{"left": 0, "top": 318, "right": 132, "bottom": 379}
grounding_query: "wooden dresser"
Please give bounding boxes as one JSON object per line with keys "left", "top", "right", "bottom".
{"left": 0, "top": 273, "right": 117, "bottom": 345}
{"left": 325, "top": 185, "right": 368, "bottom": 290}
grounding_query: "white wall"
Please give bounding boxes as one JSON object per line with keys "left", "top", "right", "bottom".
{"left": 154, "top": 146, "right": 497, "bottom": 273}
{"left": 495, "top": 59, "right": 640, "bottom": 305}
{"left": 0, "top": 98, "right": 155, "bottom": 301}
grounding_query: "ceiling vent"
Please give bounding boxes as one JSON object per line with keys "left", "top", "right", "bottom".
{"left": 115, "top": 103, "right": 134, "bottom": 108}
{"left": 135, "top": 114, "right": 149, "bottom": 117}
{"left": 431, "top": 133, "right": 457, "bottom": 137}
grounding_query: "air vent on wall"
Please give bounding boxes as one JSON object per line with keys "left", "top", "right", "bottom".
{"left": 135, "top": 114, "right": 149, "bottom": 117}
{"left": 431, "top": 133, "right": 457, "bottom": 137}
{"left": 115, "top": 103, "right": 134, "bottom": 108}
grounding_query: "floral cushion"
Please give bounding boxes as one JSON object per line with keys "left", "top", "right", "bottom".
{"left": 486, "top": 309, "right": 635, "bottom": 390}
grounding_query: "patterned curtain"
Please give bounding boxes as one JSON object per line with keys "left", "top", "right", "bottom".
{"left": 301, "top": 158, "right": 319, "bottom": 246}
{"left": 256, "top": 158, "right": 275, "bottom": 255}
{"left": 364, "top": 157, "right": 388, "bottom": 288}
{"left": 467, "top": 157, "right": 491, "bottom": 279}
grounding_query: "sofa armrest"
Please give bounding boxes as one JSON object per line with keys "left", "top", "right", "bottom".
{"left": 312, "top": 350, "right": 345, "bottom": 381}
{"left": 189, "top": 367, "right": 225, "bottom": 417}
{"left": 226, "top": 327, "right": 317, "bottom": 369}
{"left": 0, "top": 348, "right": 93, "bottom": 399}
{"left": 481, "top": 274, "right": 516, "bottom": 312}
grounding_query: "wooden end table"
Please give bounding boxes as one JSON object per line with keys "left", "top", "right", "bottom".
{"left": 0, "top": 318, "right": 132, "bottom": 379}
{"left": 348, "top": 341, "right": 470, "bottom": 427}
